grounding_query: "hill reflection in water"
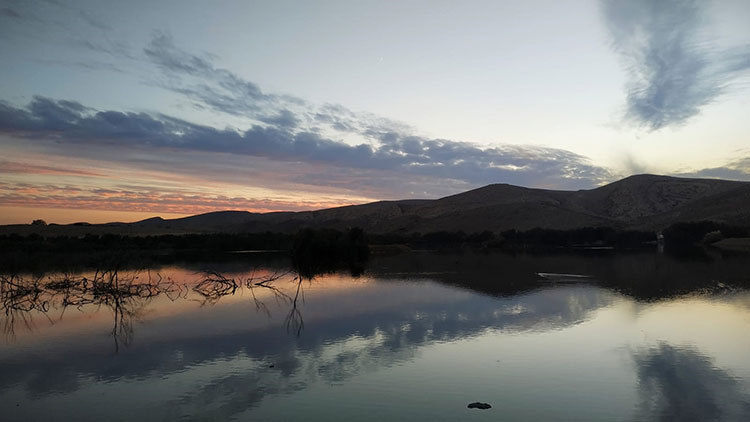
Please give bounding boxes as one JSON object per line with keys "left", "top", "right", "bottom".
{"left": 1, "top": 250, "right": 749, "bottom": 421}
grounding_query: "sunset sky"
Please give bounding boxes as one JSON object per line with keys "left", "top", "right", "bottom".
{"left": 1, "top": 0, "right": 749, "bottom": 224}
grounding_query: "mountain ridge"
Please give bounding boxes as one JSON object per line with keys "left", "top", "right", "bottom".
{"left": 4, "top": 174, "right": 750, "bottom": 236}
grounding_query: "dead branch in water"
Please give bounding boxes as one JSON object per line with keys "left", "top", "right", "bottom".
{"left": 192, "top": 270, "right": 238, "bottom": 304}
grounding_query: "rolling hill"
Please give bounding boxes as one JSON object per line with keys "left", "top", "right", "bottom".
{"left": 5, "top": 174, "right": 750, "bottom": 236}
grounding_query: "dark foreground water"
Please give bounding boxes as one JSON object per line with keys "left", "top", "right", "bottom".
{"left": 1, "top": 250, "right": 750, "bottom": 421}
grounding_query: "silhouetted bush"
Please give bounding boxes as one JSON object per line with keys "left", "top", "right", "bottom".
{"left": 499, "top": 227, "right": 654, "bottom": 249}
{"left": 367, "top": 227, "right": 654, "bottom": 250}
{"left": 0, "top": 229, "right": 373, "bottom": 275}
{"left": 663, "top": 221, "right": 750, "bottom": 246}
{"left": 291, "top": 227, "right": 369, "bottom": 278}
{"left": 0, "top": 232, "right": 295, "bottom": 255}
{"left": 369, "top": 230, "right": 499, "bottom": 248}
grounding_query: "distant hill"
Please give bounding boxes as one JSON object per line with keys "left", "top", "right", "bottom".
{"left": 4, "top": 174, "right": 750, "bottom": 236}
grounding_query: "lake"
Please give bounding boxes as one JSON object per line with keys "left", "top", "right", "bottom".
{"left": 1, "top": 249, "right": 750, "bottom": 421}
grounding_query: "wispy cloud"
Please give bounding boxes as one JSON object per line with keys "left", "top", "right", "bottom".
{"left": 144, "top": 32, "right": 273, "bottom": 114}
{"left": 0, "top": 7, "right": 21, "bottom": 19}
{"left": 602, "top": 0, "right": 750, "bottom": 130}
{"left": 143, "top": 32, "right": 411, "bottom": 139}
{"left": 0, "top": 0, "right": 135, "bottom": 63}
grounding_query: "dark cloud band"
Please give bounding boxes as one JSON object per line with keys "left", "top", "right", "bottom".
{"left": 0, "top": 96, "right": 611, "bottom": 190}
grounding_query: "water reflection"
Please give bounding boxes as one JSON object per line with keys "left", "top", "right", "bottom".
{"left": 1, "top": 270, "right": 186, "bottom": 350}
{"left": 0, "top": 267, "right": 310, "bottom": 352}
{"left": 366, "top": 249, "right": 750, "bottom": 300}
{"left": 1, "top": 250, "right": 749, "bottom": 421}
{"left": 0, "top": 280, "right": 615, "bottom": 418}
{"left": 633, "top": 343, "right": 750, "bottom": 421}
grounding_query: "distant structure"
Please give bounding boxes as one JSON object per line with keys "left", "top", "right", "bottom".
{"left": 657, "top": 231, "right": 664, "bottom": 253}
{"left": 31, "top": 219, "right": 47, "bottom": 226}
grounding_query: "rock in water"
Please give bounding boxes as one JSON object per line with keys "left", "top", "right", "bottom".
{"left": 467, "top": 402, "right": 492, "bottom": 410}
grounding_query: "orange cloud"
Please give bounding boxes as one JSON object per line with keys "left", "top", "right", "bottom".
{"left": 0, "top": 182, "right": 367, "bottom": 216}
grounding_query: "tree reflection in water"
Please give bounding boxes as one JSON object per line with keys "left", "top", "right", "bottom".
{"left": 192, "top": 267, "right": 306, "bottom": 335}
{"left": 0, "top": 267, "right": 308, "bottom": 352}
{"left": 3, "top": 250, "right": 750, "bottom": 421}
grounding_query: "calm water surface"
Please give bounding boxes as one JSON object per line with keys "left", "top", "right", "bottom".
{"left": 1, "top": 250, "right": 750, "bottom": 421}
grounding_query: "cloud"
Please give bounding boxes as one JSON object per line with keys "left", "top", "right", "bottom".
{"left": 0, "top": 181, "right": 354, "bottom": 214}
{"left": 136, "top": 33, "right": 610, "bottom": 189}
{"left": 142, "top": 32, "right": 412, "bottom": 139}
{"left": 0, "top": 280, "right": 614, "bottom": 409}
{"left": 674, "top": 156, "right": 750, "bottom": 181}
{"left": 0, "top": 160, "right": 102, "bottom": 177}
{"left": 602, "top": 0, "right": 750, "bottom": 130}
{"left": 0, "top": 7, "right": 21, "bottom": 19}
{"left": 0, "top": 28, "right": 612, "bottom": 216}
{"left": 0, "top": 0, "right": 136, "bottom": 64}
{"left": 0, "top": 96, "right": 611, "bottom": 192}
{"left": 143, "top": 32, "right": 274, "bottom": 115}
{"left": 258, "top": 109, "right": 300, "bottom": 129}
{"left": 76, "top": 9, "right": 111, "bottom": 31}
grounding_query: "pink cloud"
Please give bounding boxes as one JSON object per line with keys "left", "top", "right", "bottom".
{"left": 0, "top": 182, "right": 365, "bottom": 215}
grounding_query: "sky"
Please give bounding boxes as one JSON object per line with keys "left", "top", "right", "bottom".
{"left": 1, "top": 0, "right": 749, "bottom": 224}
